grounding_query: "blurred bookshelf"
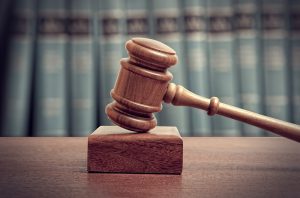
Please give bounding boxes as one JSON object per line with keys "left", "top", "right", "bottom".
{"left": 0, "top": 0, "right": 299, "bottom": 137}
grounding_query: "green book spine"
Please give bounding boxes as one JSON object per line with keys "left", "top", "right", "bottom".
{"left": 125, "top": 0, "right": 149, "bottom": 38}
{"left": 97, "top": 0, "right": 125, "bottom": 125}
{"left": 183, "top": 0, "right": 211, "bottom": 136}
{"left": 152, "top": 0, "right": 190, "bottom": 136}
{"left": 207, "top": 0, "right": 240, "bottom": 136}
{"left": 68, "top": 0, "right": 96, "bottom": 136}
{"left": 235, "top": 0, "right": 263, "bottom": 136}
{"left": 33, "top": 0, "right": 68, "bottom": 136}
{"left": 290, "top": 0, "right": 300, "bottom": 124}
{"left": 0, "top": 0, "right": 12, "bottom": 59}
{"left": 261, "top": 0, "right": 289, "bottom": 123}
{"left": 1, "top": 0, "right": 35, "bottom": 136}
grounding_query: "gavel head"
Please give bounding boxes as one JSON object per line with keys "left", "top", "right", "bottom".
{"left": 105, "top": 37, "right": 177, "bottom": 132}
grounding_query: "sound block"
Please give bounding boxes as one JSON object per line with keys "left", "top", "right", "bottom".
{"left": 87, "top": 126, "right": 183, "bottom": 174}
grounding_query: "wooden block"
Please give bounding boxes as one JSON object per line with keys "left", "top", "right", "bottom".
{"left": 87, "top": 126, "right": 183, "bottom": 174}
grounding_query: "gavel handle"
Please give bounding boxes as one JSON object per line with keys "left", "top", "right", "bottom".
{"left": 164, "top": 83, "right": 300, "bottom": 142}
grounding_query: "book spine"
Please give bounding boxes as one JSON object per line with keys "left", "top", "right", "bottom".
{"left": 33, "top": 0, "right": 68, "bottom": 136}
{"left": 0, "top": 0, "right": 12, "bottom": 75}
{"left": 152, "top": 0, "right": 190, "bottom": 136}
{"left": 0, "top": 0, "right": 35, "bottom": 136}
{"left": 290, "top": 0, "right": 300, "bottom": 124}
{"left": 261, "top": 0, "right": 289, "bottom": 123}
{"left": 68, "top": 0, "right": 96, "bottom": 136}
{"left": 206, "top": 0, "right": 240, "bottom": 136}
{"left": 235, "top": 0, "right": 263, "bottom": 136}
{"left": 183, "top": 0, "right": 211, "bottom": 136}
{"left": 125, "top": 0, "right": 149, "bottom": 38}
{"left": 98, "top": 0, "right": 125, "bottom": 125}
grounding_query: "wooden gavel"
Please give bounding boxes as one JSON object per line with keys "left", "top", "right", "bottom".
{"left": 105, "top": 37, "right": 300, "bottom": 142}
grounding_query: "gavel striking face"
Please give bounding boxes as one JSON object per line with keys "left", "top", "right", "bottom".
{"left": 106, "top": 38, "right": 300, "bottom": 142}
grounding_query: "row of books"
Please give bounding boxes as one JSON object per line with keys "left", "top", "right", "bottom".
{"left": 0, "top": 0, "right": 299, "bottom": 136}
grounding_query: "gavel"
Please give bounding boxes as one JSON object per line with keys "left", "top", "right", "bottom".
{"left": 105, "top": 37, "right": 300, "bottom": 142}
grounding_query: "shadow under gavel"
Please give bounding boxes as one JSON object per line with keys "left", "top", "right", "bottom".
{"left": 106, "top": 37, "right": 300, "bottom": 143}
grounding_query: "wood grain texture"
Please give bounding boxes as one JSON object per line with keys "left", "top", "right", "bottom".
{"left": 0, "top": 137, "right": 300, "bottom": 198}
{"left": 105, "top": 37, "right": 300, "bottom": 141}
{"left": 88, "top": 126, "right": 183, "bottom": 174}
{"left": 164, "top": 83, "right": 300, "bottom": 142}
{"left": 106, "top": 38, "right": 175, "bottom": 132}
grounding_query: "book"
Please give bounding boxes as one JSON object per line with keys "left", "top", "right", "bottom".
{"left": 0, "top": 0, "right": 35, "bottom": 136}
{"left": 125, "top": 0, "right": 149, "bottom": 38}
{"left": 97, "top": 0, "right": 125, "bottom": 125}
{"left": 0, "top": 0, "right": 12, "bottom": 77}
{"left": 0, "top": 0, "right": 11, "bottom": 124}
{"left": 68, "top": 0, "right": 96, "bottom": 136}
{"left": 152, "top": 0, "right": 190, "bottom": 136}
{"left": 33, "top": 0, "right": 68, "bottom": 136}
{"left": 206, "top": 0, "right": 240, "bottom": 136}
{"left": 182, "top": 0, "right": 211, "bottom": 136}
{"left": 235, "top": 0, "right": 263, "bottom": 136}
{"left": 290, "top": 0, "right": 300, "bottom": 124}
{"left": 261, "top": 0, "right": 289, "bottom": 123}
{"left": 0, "top": 0, "right": 11, "bottom": 41}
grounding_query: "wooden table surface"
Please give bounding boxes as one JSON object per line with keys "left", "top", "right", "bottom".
{"left": 0, "top": 137, "right": 299, "bottom": 198}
